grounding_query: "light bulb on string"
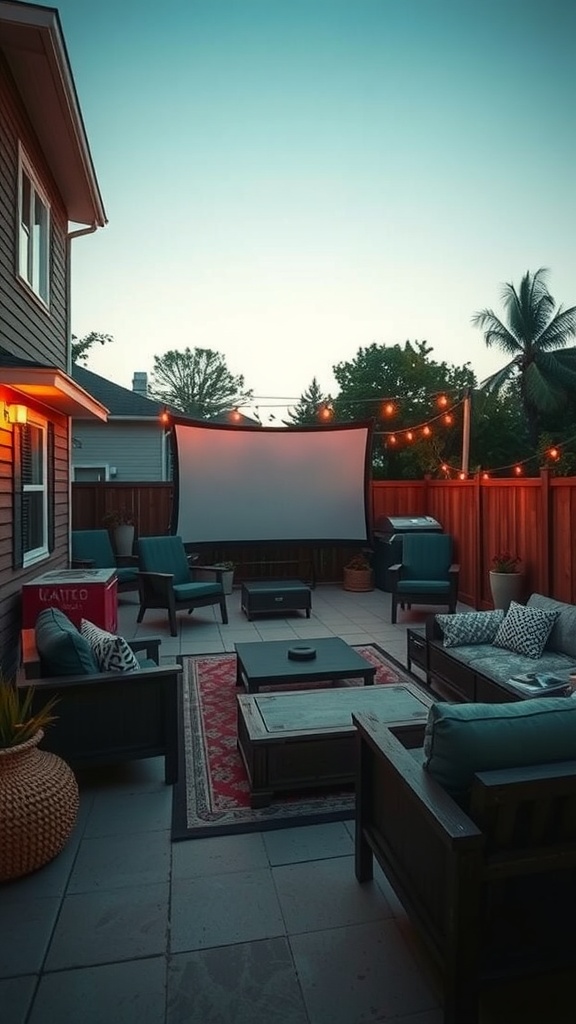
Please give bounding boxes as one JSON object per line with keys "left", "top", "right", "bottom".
{"left": 422, "top": 425, "right": 431, "bottom": 437}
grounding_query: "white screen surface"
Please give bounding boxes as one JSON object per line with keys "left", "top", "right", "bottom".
{"left": 172, "top": 420, "right": 372, "bottom": 545}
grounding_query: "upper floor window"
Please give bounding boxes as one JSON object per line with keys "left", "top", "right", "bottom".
{"left": 18, "top": 149, "right": 50, "bottom": 306}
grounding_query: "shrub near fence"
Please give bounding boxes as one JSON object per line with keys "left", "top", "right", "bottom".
{"left": 72, "top": 470, "right": 576, "bottom": 607}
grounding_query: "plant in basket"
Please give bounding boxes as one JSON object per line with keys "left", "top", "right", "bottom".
{"left": 0, "top": 682, "right": 79, "bottom": 882}
{"left": 343, "top": 553, "right": 374, "bottom": 592}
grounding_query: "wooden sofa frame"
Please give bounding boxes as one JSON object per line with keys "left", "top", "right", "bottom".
{"left": 425, "top": 615, "right": 522, "bottom": 703}
{"left": 20, "top": 630, "right": 180, "bottom": 784}
{"left": 353, "top": 714, "right": 576, "bottom": 1024}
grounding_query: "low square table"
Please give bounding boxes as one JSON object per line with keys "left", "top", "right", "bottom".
{"left": 237, "top": 681, "right": 433, "bottom": 807}
{"left": 235, "top": 636, "right": 376, "bottom": 694}
{"left": 241, "top": 580, "right": 311, "bottom": 621}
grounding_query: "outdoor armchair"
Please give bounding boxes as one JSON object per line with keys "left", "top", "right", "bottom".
{"left": 71, "top": 529, "right": 139, "bottom": 592}
{"left": 137, "top": 535, "right": 229, "bottom": 636}
{"left": 388, "top": 531, "right": 459, "bottom": 624}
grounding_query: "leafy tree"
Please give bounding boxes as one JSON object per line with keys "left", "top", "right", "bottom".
{"left": 472, "top": 269, "right": 576, "bottom": 446}
{"left": 286, "top": 377, "right": 331, "bottom": 425}
{"left": 331, "top": 341, "right": 475, "bottom": 478}
{"left": 149, "top": 347, "right": 252, "bottom": 418}
{"left": 71, "top": 331, "right": 113, "bottom": 364}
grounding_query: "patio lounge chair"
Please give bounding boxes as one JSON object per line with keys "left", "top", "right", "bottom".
{"left": 136, "top": 535, "right": 229, "bottom": 636}
{"left": 71, "top": 529, "right": 139, "bottom": 593}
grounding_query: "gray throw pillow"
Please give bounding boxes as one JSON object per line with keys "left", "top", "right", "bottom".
{"left": 437, "top": 610, "right": 505, "bottom": 647}
{"left": 492, "top": 601, "right": 559, "bottom": 659}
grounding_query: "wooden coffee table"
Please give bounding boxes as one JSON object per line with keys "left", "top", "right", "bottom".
{"left": 235, "top": 636, "right": 376, "bottom": 694}
{"left": 237, "top": 681, "right": 433, "bottom": 807}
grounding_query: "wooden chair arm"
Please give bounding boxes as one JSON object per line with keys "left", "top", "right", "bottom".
{"left": 190, "top": 564, "right": 226, "bottom": 582}
{"left": 18, "top": 662, "right": 181, "bottom": 692}
{"left": 353, "top": 713, "right": 482, "bottom": 841}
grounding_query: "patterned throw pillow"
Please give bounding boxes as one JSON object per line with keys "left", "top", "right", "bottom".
{"left": 436, "top": 610, "right": 505, "bottom": 648}
{"left": 492, "top": 601, "right": 559, "bottom": 660}
{"left": 81, "top": 619, "right": 140, "bottom": 673}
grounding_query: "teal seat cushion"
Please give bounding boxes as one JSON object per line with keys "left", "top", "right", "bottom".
{"left": 71, "top": 529, "right": 115, "bottom": 567}
{"left": 397, "top": 580, "right": 450, "bottom": 594}
{"left": 173, "top": 582, "right": 221, "bottom": 601}
{"left": 35, "top": 607, "right": 99, "bottom": 676}
{"left": 423, "top": 698, "right": 576, "bottom": 802}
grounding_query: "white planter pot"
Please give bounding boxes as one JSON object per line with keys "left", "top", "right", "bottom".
{"left": 489, "top": 571, "right": 524, "bottom": 612}
{"left": 114, "top": 524, "right": 135, "bottom": 557}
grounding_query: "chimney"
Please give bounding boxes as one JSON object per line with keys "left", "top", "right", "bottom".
{"left": 132, "top": 371, "right": 148, "bottom": 397}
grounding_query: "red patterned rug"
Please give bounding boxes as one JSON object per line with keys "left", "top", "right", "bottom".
{"left": 172, "top": 643, "right": 424, "bottom": 840}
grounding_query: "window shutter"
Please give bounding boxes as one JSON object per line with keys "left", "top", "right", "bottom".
{"left": 47, "top": 421, "right": 55, "bottom": 552}
{"left": 12, "top": 425, "right": 23, "bottom": 569}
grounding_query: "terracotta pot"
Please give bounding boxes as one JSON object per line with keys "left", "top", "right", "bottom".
{"left": 343, "top": 567, "right": 374, "bottom": 592}
{"left": 489, "top": 571, "right": 524, "bottom": 612}
{"left": 0, "top": 730, "right": 79, "bottom": 882}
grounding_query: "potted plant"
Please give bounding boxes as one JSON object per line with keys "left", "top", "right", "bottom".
{"left": 102, "top": 508, "right": 136, "bottom": 557}
{"left": 489, "top": 550, "right": 523, "bottom": 611}
{"left": 0, "top": 684, "right": 79, "bottom": 881}
{"left": 343, "top": 553, "right": 374, "bottom": 592}
{"left": 195, "top": 560, "right": 235, "bottom": 594}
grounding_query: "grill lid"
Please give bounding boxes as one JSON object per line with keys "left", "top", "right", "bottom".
{"left": 374, "top": 514, "right": 442, "bottom": 535}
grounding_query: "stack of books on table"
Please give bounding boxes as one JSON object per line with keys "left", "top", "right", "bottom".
{"left": 507, "top": 673, "right": 572, "bottom": 698}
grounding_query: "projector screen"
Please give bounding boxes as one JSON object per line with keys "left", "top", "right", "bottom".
{"left": 170, "top": 418, "right": 373, "bottom": 546}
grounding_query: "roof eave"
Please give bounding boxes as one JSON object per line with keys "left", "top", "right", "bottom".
{"left": 0, "top": 1, "right": 107, "bottom": 227}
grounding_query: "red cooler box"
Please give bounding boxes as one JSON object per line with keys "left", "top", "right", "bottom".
{"left": 22, "top": 568, "right": 118, "bottom": 631}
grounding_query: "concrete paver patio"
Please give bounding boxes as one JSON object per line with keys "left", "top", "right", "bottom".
{"left": 1, "top": 585, "right": 573, "bottom": 1023}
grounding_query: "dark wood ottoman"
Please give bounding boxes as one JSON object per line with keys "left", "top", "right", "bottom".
{"left": 241, "top": 580, "right": 312, "bottom": 621}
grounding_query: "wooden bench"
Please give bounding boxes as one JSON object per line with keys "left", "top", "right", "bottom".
{"left": 353, "top": 715, "right": 576, "bottom": 1024}
{"left": 20, "top": 629, "right": 180, "bottom": 784}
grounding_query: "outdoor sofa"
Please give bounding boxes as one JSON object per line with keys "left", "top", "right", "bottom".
{"left": 426, "top": 593, "right": 576, "bottom": 703}
{"left": 20, "top": 607, "right": 180, "bottom": 783}
{"left": 354, "top": 699, "right": 576, "bottom": 1023}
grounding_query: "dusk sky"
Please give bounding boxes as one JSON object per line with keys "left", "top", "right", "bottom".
{"left": 51, "top": 0, "right": 576, "bottom": 418}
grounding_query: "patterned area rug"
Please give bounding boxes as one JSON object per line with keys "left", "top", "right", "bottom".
{"left": 172, "top": 643, "right": 424, "bottom": 840}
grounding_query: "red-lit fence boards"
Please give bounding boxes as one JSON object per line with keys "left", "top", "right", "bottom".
{"left": 72, "top": 471, "right": 576, "bottom": 606}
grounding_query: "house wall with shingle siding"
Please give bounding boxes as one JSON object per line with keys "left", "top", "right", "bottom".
{"left": 0, "top": 52, "right": 69, "bottom": 369}
{"left": 72, "top": 421, "right": 169, "bottom": 481}
{"left": 0, "top": 57, "right": 71, "bottom": 677}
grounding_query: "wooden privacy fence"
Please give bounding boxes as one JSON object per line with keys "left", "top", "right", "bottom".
{"left": 72, "top": 470, "right": 576, "bottom": 607}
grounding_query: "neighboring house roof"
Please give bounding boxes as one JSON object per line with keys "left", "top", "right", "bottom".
{"left": 208, "top": 409, "right": 262, "bottom": 426}
{"left": 0, "top": 1, "right": 106, "bottom": 227}
{"left": 0, "top": 347, "right": 108, "bottom": 419}
{"left": 71, "top": 364, "right": 176, "bottom": 419}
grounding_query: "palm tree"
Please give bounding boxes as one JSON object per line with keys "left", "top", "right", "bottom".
{"left": 472, "top": 268, "right": 576, "bottom": 445}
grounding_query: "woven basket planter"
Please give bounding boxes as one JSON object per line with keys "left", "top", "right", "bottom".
{"left": 0, "top": 730, "right": 79, "bottom": 882}
{"left": 343, "top": 567, "right": 374, "bottom": 592}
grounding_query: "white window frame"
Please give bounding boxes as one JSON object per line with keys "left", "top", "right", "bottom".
{"left": 17, "top": 145, "right": 51, "bottom": 307}
{"left": 22, "top": 417, "right": 49, "bottom": 567}
{"left": 73, "top": 464, "right": 111, "bottom": 482}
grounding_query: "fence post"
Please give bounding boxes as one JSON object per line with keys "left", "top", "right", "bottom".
{"left": 474, "top": 470, "right": 483, "bottom": 609}
{"left": 539, "top": 467, "right": 551, "bottom": 596}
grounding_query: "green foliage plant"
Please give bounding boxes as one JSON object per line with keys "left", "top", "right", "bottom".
{"left": 491, "top": 552, "right": 521, "bottom": 573}
{"left": 0, "top": 684, "right": 58, "bottom": 749}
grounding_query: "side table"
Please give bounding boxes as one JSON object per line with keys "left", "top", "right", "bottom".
{"left": 406, "top": 627, "right": 428, "bottom": 678}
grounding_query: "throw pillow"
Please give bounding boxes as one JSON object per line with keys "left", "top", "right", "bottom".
{"left": 492, "top": 600, "right": 559, "bottom": 659}
{"left": 81, "top": 619, "right": 140, "bottom": 673}
{"left": 436, "top": 610, "right": 505, "bottom": 647}
{"left": 423, "top": 697, "right": 576, "bottom": 802}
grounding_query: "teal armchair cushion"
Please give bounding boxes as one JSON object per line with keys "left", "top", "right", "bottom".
{"left": 400, "top": 533, "right": 453, "bottom": 581}
{"left": 423, "top": 697, "right": 576, "bottom": 802}
{"left": 138, "top": 536, "right": 191, "bottom": 585}
{"left": 35, "top": 607, "right": 99, "bottom": 676}
{"left": 71, "top": 530, "right": 116, "bottom": 567}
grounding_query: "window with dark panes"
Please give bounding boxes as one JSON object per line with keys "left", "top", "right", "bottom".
{"left": 18, "top": 147, "right": 50, "bottom": 306}
{"left": 21, "top": 422, "right": 48, "bottom": 561}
